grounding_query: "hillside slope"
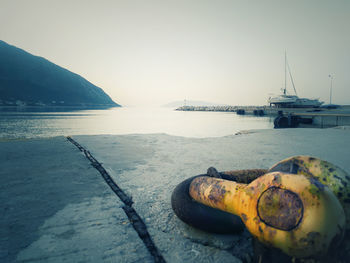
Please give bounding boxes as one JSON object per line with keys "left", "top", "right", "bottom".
{"left": 0, "top": 40, "right": 120, "bottom": 107}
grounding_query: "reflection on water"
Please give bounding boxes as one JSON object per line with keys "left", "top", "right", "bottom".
{"left": 0, "top": 107, "right": 274, "bottom": 139}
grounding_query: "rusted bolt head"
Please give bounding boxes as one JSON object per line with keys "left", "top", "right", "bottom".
{"left": 257, "top": 187, "right": 303, "bottom": 231}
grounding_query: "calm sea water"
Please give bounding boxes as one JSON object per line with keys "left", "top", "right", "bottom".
{"left": 0, "top": 107, "right": 274, "bottom": 139}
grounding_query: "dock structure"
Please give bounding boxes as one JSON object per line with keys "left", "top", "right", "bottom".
{"left": 176, "top": 105, "right": 350, "bottom": 128}
{"left": 292, "top": 112, "right": 350, "bottom": 128}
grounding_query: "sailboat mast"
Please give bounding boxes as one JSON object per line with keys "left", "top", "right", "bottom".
{"left": 287, "top": 58, "right": 298, "bottom": 96}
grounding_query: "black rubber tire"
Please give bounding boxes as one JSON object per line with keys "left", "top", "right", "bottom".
{"left": 171, "top": 175, "right": 245, "bottom": 234}
{"left": 274, "top": 116, "right": 289, "bottom": 128}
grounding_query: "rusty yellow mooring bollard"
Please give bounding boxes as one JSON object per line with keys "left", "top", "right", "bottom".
{"left": 189, "top": 172, "right": 345, "bottom": 258}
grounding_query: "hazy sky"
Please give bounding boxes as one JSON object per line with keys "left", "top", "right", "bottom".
{"left": 1, "top": 0, "right": 349, "bottom": 106}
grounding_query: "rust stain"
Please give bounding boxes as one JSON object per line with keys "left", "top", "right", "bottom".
{"left": 266, "top": 227, "right": 277, "bottom": 240}
{"left": 189, "top": 176, "right": 229, "bottom": 210}
{"left": 309, "top": 177, "right": 325, "bottom": 190}
{"left": 272, "top": 174, "right": 282, "bottom": 184}
{"left": 208, "top": 180, "right": 226, "bottom": 205}
{"left": 299, "top": 232, "right": 321, "bottom": 247}
{"left": 241, "top": 213, "right": 248, "bottom": 222}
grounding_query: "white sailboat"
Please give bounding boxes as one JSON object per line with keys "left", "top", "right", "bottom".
{"left": 268, "top": 53, "right": 323, "bottom": 108}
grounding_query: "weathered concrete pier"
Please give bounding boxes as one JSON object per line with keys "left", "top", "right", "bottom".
{"left": 2, "top": 131, "right": 350, "bottom": 262}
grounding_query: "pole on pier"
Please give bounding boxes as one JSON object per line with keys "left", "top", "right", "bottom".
{"left": 328, "top": 75, "right": 333, "bottom": 104}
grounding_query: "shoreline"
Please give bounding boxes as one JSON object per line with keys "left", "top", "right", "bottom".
{"left": 0, "top": 105, "right": 120, "bottom": 110}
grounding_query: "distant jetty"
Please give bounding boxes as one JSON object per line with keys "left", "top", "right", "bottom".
{"left": 176, "top": 105, "right": 350, "bottom": 128}
{"left": 176, "top": 105, "right": 266, "bottom": 113}
{"left": 176, "top": 105, "right": 268, "bottom": 116}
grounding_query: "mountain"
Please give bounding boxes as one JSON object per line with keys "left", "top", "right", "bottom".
{"left": 163, "top": 100, "right": 227, "bottom": 108}
{"left": 0, "top": 40, "right": 120, "bottom": 107}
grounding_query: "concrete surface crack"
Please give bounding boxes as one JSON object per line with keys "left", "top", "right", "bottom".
{"left": 67, "top": 136, "right": 166, "bottom": 263}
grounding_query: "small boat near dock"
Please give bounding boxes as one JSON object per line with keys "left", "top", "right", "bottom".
{"left": 268, "top": 53, "right": 323, "bottom": 108}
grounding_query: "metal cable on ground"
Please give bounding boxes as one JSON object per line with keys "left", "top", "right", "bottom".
{"left": 67, "top": 136, "right": 166, "bottom": 263}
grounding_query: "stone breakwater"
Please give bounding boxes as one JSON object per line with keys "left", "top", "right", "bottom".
{"left": 176, "top": 105, "right": 266, "bottom": 113}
